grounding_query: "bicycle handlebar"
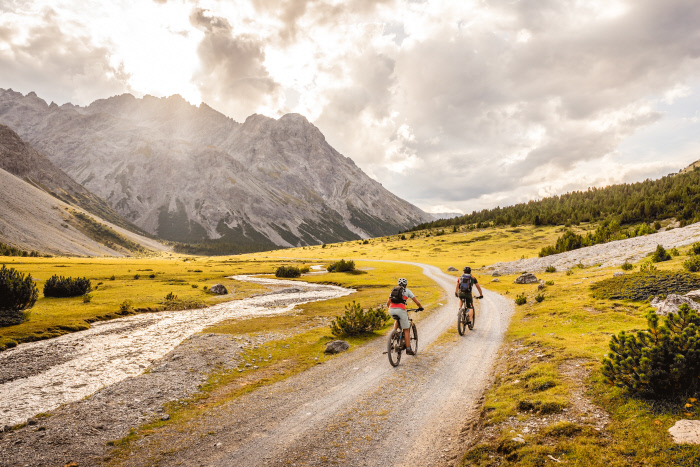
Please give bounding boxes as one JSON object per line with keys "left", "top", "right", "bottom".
{"left": 405, "top": 308, "right": 423, "bottom": 312}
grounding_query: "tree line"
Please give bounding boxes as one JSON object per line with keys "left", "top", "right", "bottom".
{"left": 409, "top": 167, "right": 700, "bottom": 231}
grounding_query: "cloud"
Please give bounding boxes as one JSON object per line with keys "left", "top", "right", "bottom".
{"left": 189, "top": 7, "right": 282, "bottom": 120}
{"left": 0, "top": 8, "right": 131, "bottom": 104}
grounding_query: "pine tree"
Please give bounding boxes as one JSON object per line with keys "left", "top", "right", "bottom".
{"left": 0, "top": 265, "right": 39, "bottom": 326}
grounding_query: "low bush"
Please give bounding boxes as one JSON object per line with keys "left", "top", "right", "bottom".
{"left": 683, "top": 255, "right": 700, "bottom": 273}
{"left": 276, "top": 265, "right": 301, "bottom": 278}
{"left": 603, "top": 304, "right": 700, "bottom": 397}
{"left": 43, "top": 275, "right": 92, "bottom": 298}
{"left": 515, "top": 293, "right": 527, "bottom": 306}
{"left": 591, "top": 270, "right": 700, "bottom": 301}
{"left": 330, "top": 301, "right": 391, "bottom": 337}
{"left": 621, "top": 261, "right": 634, "bottom": 271}
{"left": 690, "top": 242, "right": 700, "bottom": 256}
{"left": 0, "top": 265, "right": 38, "bottom": 326}
{"left": 639, "top": 260, "right": 658, "bottom": 273}
{"left": 119, "top": 300, "right": 133, "bottom": 312}
{"left": 162, "top": 293, "right": 205, "bottom": 311}
{"left": 565, "top": 269, "right": 574, "bottom": 276}
{"left": 534, "top": 293, "right": 545, "bottom": 303}
{"left": 544, "top": 280, "right": 554, "bottom": 286}
{"left": 327, "top": 259, "right": 355, "bottom": 273}
{"left": 651, "top": 244, "right": 671, "bottom": 263}
{"left": 545, "top": 266, "right": 556, "bottom": 273}
{"left": 670, "top": 247, "right": 680, "bottom": 257}
{"left": 82, "top": 294, "right": 93, "bottom": 304}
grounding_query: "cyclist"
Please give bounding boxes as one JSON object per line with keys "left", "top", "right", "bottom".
{"left": 387, "top": 278, "right": 423, "bottom": 356}
{"left": 455, "top": 267, "right": 483, "bottom": 326}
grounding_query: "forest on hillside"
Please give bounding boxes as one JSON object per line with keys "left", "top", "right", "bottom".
{"left": 410, "top": 168, "right": 700, "bottom": 231}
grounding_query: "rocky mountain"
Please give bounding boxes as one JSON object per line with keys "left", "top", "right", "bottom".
{"left": 0, "top": 167, "right": 169, "bottom": 256}
{"left": 0, "top": 124, "right": 147, "bottom": 236}
{"left": 0, "top": 89, "right": 432, "bottom": 251}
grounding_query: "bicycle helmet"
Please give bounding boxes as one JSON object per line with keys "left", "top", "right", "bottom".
{"left": 398, "top": 278, "right": 408, "bottom": 287}
{"left": 463, "top": 266, "right": 471, "bottom": 273}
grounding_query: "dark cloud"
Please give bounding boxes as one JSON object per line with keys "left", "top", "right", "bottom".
{"left": 0, "top": 8, "right": 130, "bottom": 105}
{"left": 189, "top": 7, "right": 281, "bottom": 120}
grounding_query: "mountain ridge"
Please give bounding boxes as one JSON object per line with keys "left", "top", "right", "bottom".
{"left": 0, "top": 88, "right": 431, "bottom": 251}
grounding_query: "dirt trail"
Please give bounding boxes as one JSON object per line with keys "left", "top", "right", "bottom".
{"left": 119, "top": 263, "right": 513, "bottom": 466}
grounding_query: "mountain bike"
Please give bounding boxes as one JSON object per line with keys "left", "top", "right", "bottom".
{"left": 457, "top": 296, "right": 482, "bottom": 336}
{"left": 386, "top": 308, "right": 420, "bottom": 367}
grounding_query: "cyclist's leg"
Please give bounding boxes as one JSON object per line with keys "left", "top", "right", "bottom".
{"left": 465, "top": 293, "right": 474, "bottom": 322}
{"left": 403, "top": 328, "right": 411, "bottom": 348}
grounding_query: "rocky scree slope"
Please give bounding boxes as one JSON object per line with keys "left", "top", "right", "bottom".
{"left": 0, "top": 89, "right": 431, "bottom": 249}
{"left": 0, "top": 124, "right": 146, "bottom": 236}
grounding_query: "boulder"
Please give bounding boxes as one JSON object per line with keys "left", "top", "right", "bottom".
{"left": 514, "top": 273, "right": 538, "bottom": 284}
{"left": 651, "top": 294, "right": 700, "bottom": 316}
{"left": 685, "top": 289, "right": 700, "bottom": 301}
{"left": 537, "top": 283, "right": 546, "bottom": 291}
{"left": 492, "top": 271, "right": 501, "bottom": 277}
{"left": 324, "top": 340, "right": 350, "bottom": 354}
{"left": 669, "top": 420, "right": 700, "bottom": 444}
{"left": 209, "top": 284, "right": 228, "bottom": 295}
{"left": 447, "top": 266, "right": 458, "bottom": 272}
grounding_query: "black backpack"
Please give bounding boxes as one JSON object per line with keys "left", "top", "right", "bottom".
{"left": 390, "top": 286, "right": 406, "bottom": 304}
{"left": 459, "top": 274, "right": 473, "bottom": 293}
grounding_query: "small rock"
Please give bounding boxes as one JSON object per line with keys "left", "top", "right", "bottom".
{"left": 491, "top": 278, "right": 500, "bottom": 282}
{"left": 512, "top": 435, "right": 525, "bottom": 444}
{"left": 161, "top": 414, "right": 170, "bottom": 421}
{"left": 324, "top": 340, "right": 350, "bottom": 354}
{"left": 685, "top": 289, "right": 700, "bottom": 301}
{"left": 447, "top": 266, "right": 458, "bottom": 272}
{"left": 537, "top": 283, "right": 545, "bottom": 291}
{"left": 245, "top": 363, "right": 252, "bottom": 367}
{"left": 669, "top": 420, "right": 700, "bottom": 444}
{"left": 515, "top": 273, "right": 538, "bottom": 284}
{"left": 26, "top": 418, "right": 37, "bottom": 426}
{"left": 214, "top": 442, "right": 222, "bottom": 448}
{"left": 651, "top": 294, "right": 700, "bottom": 315}
{"left": 492, "top": 271, "right": 501, "bottom": 277}
{"left": 613, "top": 272, "right": 624, "bottom": 277}
{"left": 253, "top": 366, "right": 259, "bottom": 370}
{"left": 209, "top": 284, "right": 228, "bottom": 295}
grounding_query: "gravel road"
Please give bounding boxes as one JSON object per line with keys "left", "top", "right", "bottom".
{"left": 117, "top": 263, "right": 513, "bottom": 467}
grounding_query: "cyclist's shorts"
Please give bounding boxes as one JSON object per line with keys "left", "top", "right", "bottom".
{"left": 389, "top": 307, "right": 410, "bottom": 330}
{"left": 459, "top": 292, "right": 474, "bottom": 308}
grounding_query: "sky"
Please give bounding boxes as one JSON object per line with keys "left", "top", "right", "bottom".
{"left": 1, "top": 0, "right": 700, "bottom": 215}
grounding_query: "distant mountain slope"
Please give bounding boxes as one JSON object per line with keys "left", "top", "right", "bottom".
{"left": 0, "top": 89, "right": 431, "bottom": 250}
{"left": 0, "top": 168, "right": 169, "bottom": 256}
{"left": 0, "top": 124, "right": 148, "bottom": 236}
{"left": 411, "top": 166, "right": 700, "bottom": 231}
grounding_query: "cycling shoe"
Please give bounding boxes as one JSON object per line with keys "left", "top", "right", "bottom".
{"left": 405, "top": 349, "right": 416, "bottom": 356}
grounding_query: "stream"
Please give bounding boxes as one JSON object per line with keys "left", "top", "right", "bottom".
{"left": 0, "top": 275, "right": 352, "bottom": 427}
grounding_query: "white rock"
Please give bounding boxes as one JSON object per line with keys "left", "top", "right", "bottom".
{"left": 651, "top": 294, "right": 700, "bottom": 316}
{"left": 669, "top": 420, "right": 700, "bottom": 444}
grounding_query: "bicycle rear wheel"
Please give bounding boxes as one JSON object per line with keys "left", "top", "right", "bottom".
{"left": 387, "top": 329, "right": 402, "bottom": 367}
{"left": 410, "top": 323, "right": 418, "bottom": 355}
{"left": 457, "top": 307, "right": 467, "bottom": 336}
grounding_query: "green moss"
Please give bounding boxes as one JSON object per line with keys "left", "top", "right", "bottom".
{"left": 591, "top": 270, "right": 700, "bottom": 300}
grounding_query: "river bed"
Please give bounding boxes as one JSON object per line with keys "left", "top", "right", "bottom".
{"left": 0, "top": 275, "right": 352, "bottom": 427}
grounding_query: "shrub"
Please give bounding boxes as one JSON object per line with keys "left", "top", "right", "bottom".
{"left": 591, "top": 270, "right": 700, "bottom": 301}
{"left": 683, "top": 255, "right": 700, "bottom": 273}
{"left": 535, "top": 293, "right": 545, "bottom": 303}
{"left": 276, "top": 265, "right": 301, "bottom": 278}
{"left": 192, "top": 284, "right": 199, "bottom": 288}
{"left": 669, "top": 247, "right": 680, "bottom": 257}
{"left": 0, "top": 265, "right": 38, "bottom": 326}
{"left": 545, "top": 280, "right": 554, "bottom": 286}
{"left": 149, "top": 274, "right": 155, "bottom": 279}
{"left": 162, "top": 293, "right": 204, "bottom": 311}
{"left": 649, "top": 244, "right": 670, "bottom": 262}
{"left": 654, "top": 221, "right": 662, "bottom": 230}
{"left": 363, "top": 239, "right": 370, "bottom": 244}
{"left": 299, "top": 266, "right": 310, "bottom": 274}
{"left": 515, "top": 293, "right": 527, "bottom": 306}
{"left": 639, "top": 260, "right": 658, "bottom": 273}
{"left": 538, "top": 246, "right": 557, "bottom": 257}
{"left": 621, "top": 261, "right": 634, "bottom": 271}
{"left": 82, "top": 294, "right": 93, "bottom": 304}
{"left": 134, "top": 274, "right": 140, "bottom": 280}
{"left": 109, "top": 275, "right": 115, "bottom": 280}
{"left": 330, "top": 301, "right": 391, "bottom": 337}
{"left": 545, "top": 266, "right": 556, "bottom": 273}
{"left": 327, "top": 259, "right": 355, "bottom": 273}
{"left": 119, "top": 300, "right": 133, "bottom": 312}
{"left": 565, "top": 269, "right": 574, "bottom": 276}
{"left": 602, "top": 304, "right": 700, "bottom": 398}
{"left": 43, "top": 275, "right": 92, "bottom": 298}
{"left": 690, "top": 242, "right": 700, "bottom": 256}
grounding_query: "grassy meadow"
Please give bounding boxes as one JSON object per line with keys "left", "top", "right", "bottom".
{"left": 3, "top": 221, "right": 699, "bottom": 465}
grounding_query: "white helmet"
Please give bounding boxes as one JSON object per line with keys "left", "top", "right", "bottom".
{"left": 398, "top": 278, "right": 408, "bottom": 287}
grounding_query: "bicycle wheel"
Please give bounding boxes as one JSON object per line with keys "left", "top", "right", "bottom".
{"left": 468, "top": 308, "right": 476, "bottom": 330}
{"left": 457, "top": 307, "right": 467, "bottom": 336}
{"left": 410, "top": 323, "right": 418, "bottom": 355}
{"left": 387, "top": 329, "right": 402, "bottom": 367}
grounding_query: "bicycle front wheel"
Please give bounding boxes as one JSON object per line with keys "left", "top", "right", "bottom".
{"left": 457, "top": 307, "right": 467, "bottom": 336}
{"left": 387, "top": 329, "right": 402, "bottom": 367}
{"left": 410, "top": 323, "right": 418, "bottom": 355}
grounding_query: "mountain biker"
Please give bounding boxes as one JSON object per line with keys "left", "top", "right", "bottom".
{"left": 455, "top": 267, "right": 483, "bottom": 326}
{"left": 387, "top": 278, "right": 423, "bottom": 356}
